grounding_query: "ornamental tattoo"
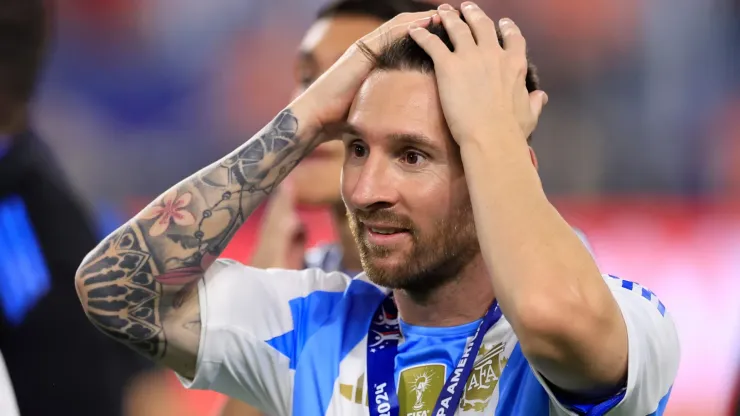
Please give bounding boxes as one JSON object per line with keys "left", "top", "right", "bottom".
{"left": 76, "top": 109, "right": 311, "bottom": 368}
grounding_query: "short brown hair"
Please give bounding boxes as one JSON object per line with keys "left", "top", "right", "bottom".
{"left": 359, "top": 19, "right": 540, "bottom": 142}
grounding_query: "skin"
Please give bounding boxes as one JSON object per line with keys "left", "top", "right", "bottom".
{"left": 221, "top": 13, "right": 384, "bottom": 416}
{"left": 403, "top": 3, "right": 626, "bottom": 395}
{"left": 290, "top": 15, "right": 383, "bottom": 207}
{"left": 248, "top": 14, "right": 381, "bottom": 274}
{"left": 74, "top": 6, "right": 440, "bottom": 408}
{"left": 75, "top": 4, "right": 629, "bottom": 413}
{"left": 342, "top": 70, "right": 487, "bottom": 325}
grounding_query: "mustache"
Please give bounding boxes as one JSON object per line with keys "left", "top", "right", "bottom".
{"left": 348, "top": 209, "right": 415, "bottom": 230}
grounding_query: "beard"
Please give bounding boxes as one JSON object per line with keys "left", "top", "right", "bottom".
{"left": 347, "top": 202, "right": 480, "bottom": 295}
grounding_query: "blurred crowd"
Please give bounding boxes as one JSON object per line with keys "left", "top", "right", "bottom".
{"left": 0, "top": 0, "right": 738, "bottom": 415}
{"left": 37, "top": 0, "right": 740, "bottom": 212}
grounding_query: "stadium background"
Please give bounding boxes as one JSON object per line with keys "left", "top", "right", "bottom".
{"left": 20, "top": 0, "right": 740, "bottom": 414}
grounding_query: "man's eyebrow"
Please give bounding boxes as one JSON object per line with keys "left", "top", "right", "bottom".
{"left": 338, "top": 126, "right": 437, "bottom": 150}
{"left": 337, "top": 123, "right": 362, "bottom": 137}
{"left": 388, "top": 133, "right": 436, "bottom": 150}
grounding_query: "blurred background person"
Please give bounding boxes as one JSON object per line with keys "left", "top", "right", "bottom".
{"left": 0, "top": 1, "right": 151, "bottom": 415}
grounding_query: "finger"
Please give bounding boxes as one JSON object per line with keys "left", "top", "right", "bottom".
{"left": 460, "top": 2, "right": 499, "bottom": 49}
{"left": 437, "top": 5, "right": 476, "bottom": 52}
{"left": 371, "top": 10, "right": 438, "bottom": 39}
{"left": 386, "top": 10, "right": 438, "bottom": 27}
{"left": 408, "top": 25, "right": 450, "bottom": 60}
{"left": 529, "top": 90, "right": 548, "bottom": 121}
{"left": 499, "top": 18, "right": 526, "bottom": 57}
{"left": 361, "top": 12, "right": 438, "bottom": 55}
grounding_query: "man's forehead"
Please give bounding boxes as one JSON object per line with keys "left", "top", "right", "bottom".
{"left": 347, "top": 70, "right": 447, "bottom": 141}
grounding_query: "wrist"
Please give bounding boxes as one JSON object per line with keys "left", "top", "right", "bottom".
{"left": 287, "top": 97, "right": 324, "bottom": 147}
{"left": 459, "top": 119, "right": 527, "bottom": 154}
{"left": 459, "top": 120, "right": 540, "bottom": 192}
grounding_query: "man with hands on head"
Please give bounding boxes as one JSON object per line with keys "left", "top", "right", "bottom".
{"left": 221, "top": 2, "right": 437, "bottom": 415}
{"left": 76, "top": 3, "right": 679, "bottom": 415}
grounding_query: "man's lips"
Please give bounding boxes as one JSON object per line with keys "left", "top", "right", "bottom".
{"left": 361, "top": 222, "right": 412, "bottom": 245}
{"left": 362, "top": 222, "right": 410, "bottom": 234}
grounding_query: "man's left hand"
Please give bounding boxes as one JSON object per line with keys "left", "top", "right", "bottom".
{"left": 408, "top": 2, "right": 547, "bottom": 146}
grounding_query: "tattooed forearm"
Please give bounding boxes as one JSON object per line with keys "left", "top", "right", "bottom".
{"left": 75, "top": 109, "right": 317, "bottom": 374}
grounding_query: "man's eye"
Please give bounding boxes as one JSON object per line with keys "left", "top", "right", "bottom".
{"left": 351, "top": 143, "right": 367, "bottom": 158}
{"left": 402, "top": 151, "right": 425, "bottom": 165}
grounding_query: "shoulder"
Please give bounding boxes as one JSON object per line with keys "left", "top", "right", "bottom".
{"left": 602, "top": 274, "right": 669, "bottom": 318}
{"left": 207, "top": 258, "right": 355, "bottom": 294}
{"left": 601, "top": 273, "right": 679, "bottom": 413}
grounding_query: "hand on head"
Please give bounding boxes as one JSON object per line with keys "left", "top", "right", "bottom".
{"left": 408, "top": 2, "right": 547, "bottom": 144}
{"left": 290, "top": 10, "right": 440, "bottom": 133}
{"left": 289, "top": 3, "right": 546, "bottom": 146}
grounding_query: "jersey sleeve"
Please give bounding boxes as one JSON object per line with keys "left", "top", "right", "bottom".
{"left": 535, "top": 274, "right": 680, "bottom": 416}
{"left": 176, "top": 259, "right": 351, "bottom": 415}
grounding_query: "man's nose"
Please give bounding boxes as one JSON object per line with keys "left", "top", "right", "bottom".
{"left": 346, "top": 155, "right": 400, "bottom": 212}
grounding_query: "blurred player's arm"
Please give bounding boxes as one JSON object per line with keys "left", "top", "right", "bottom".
{"left": 74, "top": 106, "right": 321, "bottom": 379}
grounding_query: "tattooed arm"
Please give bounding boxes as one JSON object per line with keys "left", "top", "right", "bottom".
{"left": 74, "top": 108, "right": 321, "bottom": 378}
{"left": 74, "top": 10, "right": 438, "bottom": 384}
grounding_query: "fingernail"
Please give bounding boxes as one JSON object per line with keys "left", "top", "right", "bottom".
{"left": 543, "top": 93, "right": 549, "bottom": 106}
{"left": 438, "top": 4, "right": 454, "bottom": 11}
{"left": 462, "top": 1, "right": 477, "bottom": 9}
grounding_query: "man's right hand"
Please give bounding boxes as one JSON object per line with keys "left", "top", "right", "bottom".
{"left": 289, "top": 10, "right": 440, "bottom": 134}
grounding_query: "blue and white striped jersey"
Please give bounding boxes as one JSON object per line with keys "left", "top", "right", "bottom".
{"left": 178, "top": 258, "right": 679, "bottom": 416}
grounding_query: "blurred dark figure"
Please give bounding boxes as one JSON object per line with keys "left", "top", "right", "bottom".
{"left": 0, "top": 1, "right": 150, "bottom": 415}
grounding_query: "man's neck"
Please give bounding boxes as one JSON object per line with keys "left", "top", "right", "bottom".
{"left": 394, "top": 254, "right": 495, "bottom": 328}
{"left": 330, "top": 202, "right": 363, "bottom": 272}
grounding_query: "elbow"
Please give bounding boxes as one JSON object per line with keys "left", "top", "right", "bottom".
{"left": 513, "top": 291, "right": 615, "bottom": 364}
{"left": 73, "top": 252, "right": 122, "bottom": 339}
{"left": 74, "top": 271, "right": 97, "bottom": 332}
{"left": 74, "top": 268, "right": 89, "bottom": 313}
{"left": 74, "top": 246, "right": 103, "bottom": 319}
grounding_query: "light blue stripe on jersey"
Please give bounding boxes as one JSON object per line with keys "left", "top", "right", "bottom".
{"left": 291, "top": 279, "right": 387, "bottom": 415}
{"left": 499, "top": 343, "right": 670, "bottom": 416}
{"left": 496, "top": 343, "right": 551, "bottom": 415}
{"left": 265, "top": 290, "right": 346, "bottom": 369}
{"left": 267, "top": 243, "right": 361, "bottom": 368}
{"left": 395, "top": 319, "right": 480, "bottom": 387}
